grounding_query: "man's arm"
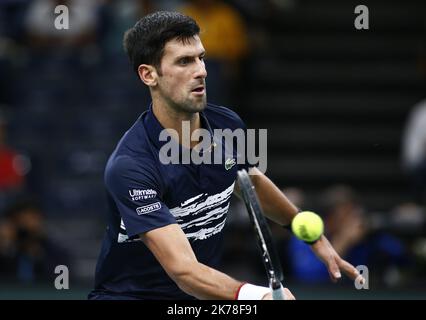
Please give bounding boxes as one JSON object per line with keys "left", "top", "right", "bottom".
{"left": 140, "top": 223, "right": 295, "bottom": 300}
{"left": 140, "top": 223, "right": 240, "bottom": 299}
{"left": 236, "top": 167, "right": 361, "bottom": 283}
{"left": 247, "top": 168, "right": 300, "bottom": 225}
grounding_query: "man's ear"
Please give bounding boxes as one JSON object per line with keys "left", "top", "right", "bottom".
{"left": 138, "top": 64, "right": 158, "bottom": 87}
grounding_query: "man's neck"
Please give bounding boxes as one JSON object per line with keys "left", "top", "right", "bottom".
{"left": 152, "top": 100, "right": 201, "bottom": 149}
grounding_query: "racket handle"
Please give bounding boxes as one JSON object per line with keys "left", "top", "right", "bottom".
{"left": 270, "top": 279, "right": 286, "bottom": 300}
{"left": 272, "top": 285, "right": 285, "bottom": 300}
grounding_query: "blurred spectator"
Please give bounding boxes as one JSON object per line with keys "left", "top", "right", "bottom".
{"left": 24, "top": 0, "right": 105, "bottom": 70}
{"left": 230, "top": 0, "right": 295, "bottom": 23}
{"left": 0, "top": 1, "right": 26, "bottom": 110}
{"left": 402, "top": 110, "right": 426, "bottom": 201}
{"left": 25, "top": 0, "right": 101, "bottom": 50}
{"left": 0, "top": 112, "right": 29, "bottom": 210}
{"left": 101, "top": 0, "right": 155, "bottom": 58}
{"left": 0, "top": 0, "right": 29, "bottom": 44}
{"left": 323, "top": 186, "right": 368, "bottom": 259}
{"left": 0, "top": 41, "right": 14, "bottom": 111}
{"left": 0, "top": 217, "right": 16, "bottom": 275}
{"left": 180, "top": 0, "right": 249, "bottom": 105}
{"left": 100, "top": 0, "right": 186, "bottom": 58}
{"left": 402, "top": 101, "right": 426, "bottom": 202}
{"left": 0, "top": 198, "right": 70, "bottom": 283}
{"left": 402, "top": 39, "right": 426, "bottom": 204}
{"left": 180, "top": 0, "right": 248, "bottom": 63}
{"left": 389, "top": 203, "right": 426, "bottom": 284}
{"left": 286, "top": 185, "right": 410, "bottom": 286}
{"left": 387, "top": 202, "right": 425, "bottom": 236}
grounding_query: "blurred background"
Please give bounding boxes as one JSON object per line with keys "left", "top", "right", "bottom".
{"left": 0, "top": 0, "right": 425, "bottom": 299}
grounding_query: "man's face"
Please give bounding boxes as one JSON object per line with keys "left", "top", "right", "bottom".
{"left": 156, "top": 35, "right": 207, "bottom": 113}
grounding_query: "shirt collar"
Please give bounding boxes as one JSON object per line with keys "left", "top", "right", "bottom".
{"left": 143, "top": 103, "right": 214, "bottom": 150}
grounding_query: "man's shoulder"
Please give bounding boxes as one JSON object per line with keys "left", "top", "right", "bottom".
{"left": 105, "top": 116, "right": 159, "bottom": 182}
{"left": 117, "top": 115, "right": 148, "bottom": 145}
{"left": 109, "top": 114, "right": 155, "bottom": 160}
{"left": 104, "top": 152, "right": 162, "bottom": 193}
{"left": 204, "top": 103, "right": 246, "bottom": 129}
{"left": 106, "top": 153, "right": 156, "bottom": 176}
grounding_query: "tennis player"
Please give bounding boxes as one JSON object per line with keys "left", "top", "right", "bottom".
{"left": 88, "top": 11, "right": 360, "bottom": 300}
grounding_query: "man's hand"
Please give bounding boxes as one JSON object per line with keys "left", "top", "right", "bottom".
{"left": 310, "top": 235, "right": 364, "bottom": 283}
{"left": 262, "top": 287, "right": 296, "bottom": 300}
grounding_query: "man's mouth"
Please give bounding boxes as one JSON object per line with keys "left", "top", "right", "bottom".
{"left": 191, "top": 85, "right": 205, "bottom": 95}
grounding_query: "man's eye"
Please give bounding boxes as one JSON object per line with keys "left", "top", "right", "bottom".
{"left": 179, "top": 58, "right": 191, "bottom": 65}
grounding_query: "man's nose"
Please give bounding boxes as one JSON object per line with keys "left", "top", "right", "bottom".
{"left": 194, "top": 59, "right": 207, "bottom": 79}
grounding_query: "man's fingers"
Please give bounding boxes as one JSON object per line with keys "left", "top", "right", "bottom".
{"left": 327, "top": 256, "right": 341, "bottom": 282}
{"left": 339, "top": 258, "right": 362, "bottom": 281}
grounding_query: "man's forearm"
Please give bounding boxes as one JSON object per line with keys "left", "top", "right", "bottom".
{"left": 172, "top": 261, "right": 243, "bottom": 299}
{"left": 141, "top": 224, "right": 258, "bottom": 300}
{"left": 250, "top": 168, "right": 299, "bottom": 225}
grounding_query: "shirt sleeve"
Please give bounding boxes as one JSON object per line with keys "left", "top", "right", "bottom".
{"left": 105, "top": 155, "right": 176, "bottom": 238}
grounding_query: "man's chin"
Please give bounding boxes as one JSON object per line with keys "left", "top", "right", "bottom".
{"left": 171, "top": 96, "right": 207, "bottom": 114}
{"left": 186, "top": 99, "right": 207, "bottom": 113}
{"left": 194, "top": 102, "right": 206, "bottom": 112}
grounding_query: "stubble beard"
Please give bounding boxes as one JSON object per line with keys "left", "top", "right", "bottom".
{"left": 169, "top": 92, "right": 207, "bottom": 114}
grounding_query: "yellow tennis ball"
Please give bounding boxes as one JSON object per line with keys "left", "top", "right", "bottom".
{"left": 291, "top": 211, "right": 324, "bottom": 242}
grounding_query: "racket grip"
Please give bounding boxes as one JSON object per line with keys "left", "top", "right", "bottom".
{"left": 270, "top": 279, "right": 286, "bottom": 300}
{"left": 272, "top": 285, "right": 285, "bottom": 300}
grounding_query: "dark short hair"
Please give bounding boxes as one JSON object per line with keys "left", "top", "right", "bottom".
{"left": 123, "top": 11, "right": 200, "bottom": 74}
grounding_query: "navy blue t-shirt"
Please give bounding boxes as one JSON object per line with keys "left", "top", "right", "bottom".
{"left": 89, "top": 103, "right": 250, "bottom": 300}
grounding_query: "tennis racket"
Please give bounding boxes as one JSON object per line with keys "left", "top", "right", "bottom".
{"left": 237, "top": 169, "right": 285, "bottom": 300}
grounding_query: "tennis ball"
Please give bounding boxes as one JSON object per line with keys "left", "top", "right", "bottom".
{"left": 291, "top": 211, "right": 324, "bottom": 242}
